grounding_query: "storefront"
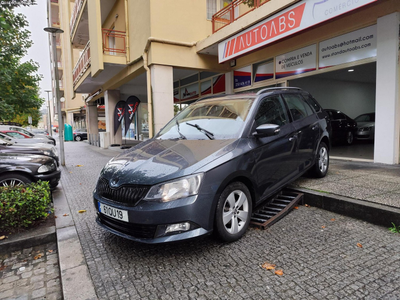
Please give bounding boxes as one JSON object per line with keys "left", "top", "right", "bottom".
{"left": 208, "top": 0, "right": 399, "bottom": 164}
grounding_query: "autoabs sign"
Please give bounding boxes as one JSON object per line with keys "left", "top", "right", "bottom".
{"left": 218, "top": 0, "right": 377, "bottom": 63}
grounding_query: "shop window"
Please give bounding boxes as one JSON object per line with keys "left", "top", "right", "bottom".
{"left": 253, "top": 60, "right": 274, "bottom": 83}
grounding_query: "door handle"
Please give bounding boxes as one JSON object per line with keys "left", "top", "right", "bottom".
{"left": 289, "top": 136, "right": 296, "bottom": 142}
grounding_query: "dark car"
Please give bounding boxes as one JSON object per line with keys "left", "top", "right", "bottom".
{"left": 0, "top": 153, "right": 61, "bottom": 189}
{"left": 325, "top": 109, "right": 357, "bottom": 145}
{"left": 0, "top": 137, "right": 60, "bottom": 166}
{"left": 355, "top": 113, "right": 375, "bottom": 141}
{"left": 93, "top": 87, "right": 330, "bottom": 244}
{"left": 73, "top": 129, "right": 87, "bottom": 141}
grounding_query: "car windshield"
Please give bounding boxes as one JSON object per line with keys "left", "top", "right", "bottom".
{"left": 157, "top": 97, "right": 254, "bottom": 140}
{"left": 355, "top": 114, "right": 375, "bottom": 122}
{"left": 0, "top": 133, "right": 14, "bottom": 145}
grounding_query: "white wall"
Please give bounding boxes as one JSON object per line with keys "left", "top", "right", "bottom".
{"left": 289, "top": 77, "right": 376, "bottom": 119}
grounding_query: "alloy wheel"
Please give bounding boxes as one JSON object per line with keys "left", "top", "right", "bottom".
{"left": 222, "top": 190, "right": 250, "bottom": 234}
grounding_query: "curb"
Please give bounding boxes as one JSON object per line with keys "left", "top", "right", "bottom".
{"left": 53, "top": 183, "right": 98, "bottom": 300}
{"left": 0, "top": 226, "right": 56, "bottom": 254}
{"left": 290, "top": 187, "right": 400, "bottom": 227}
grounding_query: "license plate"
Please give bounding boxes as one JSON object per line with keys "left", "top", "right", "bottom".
{"left": 98, "top": 202, "right": 129, "bottom": 222}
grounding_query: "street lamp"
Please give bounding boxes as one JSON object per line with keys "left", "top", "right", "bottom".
{"left": 45, "top": 90, "right": 52, "bottom": 137}
{"left": 44, "top": 26, "right": 65, "bottom": 166}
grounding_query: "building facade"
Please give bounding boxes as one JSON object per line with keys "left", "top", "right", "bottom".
{"left": 49, "top": 0, "right": 399, "bottom": 164}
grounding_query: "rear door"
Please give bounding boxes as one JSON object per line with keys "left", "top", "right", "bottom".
{"left": 282, "top": 93, "right": 320, "bottom": 172}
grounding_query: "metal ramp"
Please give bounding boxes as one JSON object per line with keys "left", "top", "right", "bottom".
{"left": 251, "top": 190, "right": 303, "bottom": 229}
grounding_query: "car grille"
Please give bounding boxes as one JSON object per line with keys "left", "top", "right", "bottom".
{"left": 98, "top": 214, "right": 157, "bottom": 239}
{"left": 96, "top": 178, "right": 150, "bottom": 207}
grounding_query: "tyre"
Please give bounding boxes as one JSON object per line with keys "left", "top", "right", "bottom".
{"left": 346, "top": 131, "right": 354, "bottom": 145}
{"left": 75, "top": 135, "right": 82, "bottom": 141}
{"left": 310, "top": 142, "right": 329, "bottom": 178}
{"left": 215, "top": 182, "right": 252, "bottom": 242}
{"left": 0, "top": 173, "right": 32, "bottom": 187}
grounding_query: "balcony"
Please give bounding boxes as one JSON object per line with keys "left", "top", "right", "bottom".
{"left": 212, "top": 0, "right": 270, "bottom": 33}
{"left": 70, "top": 0, "right": 85, "bottom": 37}
{"left": 102, "top": 29, "right": 126, "bottom": 55}
{"left": 73, "top": 41, "right": 91, "bottom": 86}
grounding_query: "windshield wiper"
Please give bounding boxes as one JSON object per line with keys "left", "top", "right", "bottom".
{"left": 176, "top": 119, "right": 187, "bottom": 140}
{"left": 186, "top": 122, "right": 214, "bottom": 140}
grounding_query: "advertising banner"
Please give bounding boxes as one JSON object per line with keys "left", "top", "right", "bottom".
{"left": 234, "top": 66, "right": 252, "bottom": 89}
{"left": 319, "top": 25, "right": 377, "bottom": 69}
{"left": 218, "top": 0, "right": 377, "bottom": 63}
{"left": 275, "top": 44, "right": 317, "bottom": 79}
{"left": 113, "top": 100, "right": 126, "bottom": 135}
{"left": 124, "top": 96, "right": 140, "bottom": 134}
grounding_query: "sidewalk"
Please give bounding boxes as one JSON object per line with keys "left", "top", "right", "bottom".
{"left": 1, "top": 141, "right": 400, "bottom": 299}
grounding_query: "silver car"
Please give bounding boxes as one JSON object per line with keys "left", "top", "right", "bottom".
{"left": 355, "top": 113, "right": 375, "bottom": 141}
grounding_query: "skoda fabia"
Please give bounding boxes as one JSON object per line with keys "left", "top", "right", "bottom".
{"left": 93, "top": 87, "right": 330, "bottom": 243}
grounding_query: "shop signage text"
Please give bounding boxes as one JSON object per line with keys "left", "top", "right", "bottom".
{"left": 218, "top": 0, "right": 377, "bottom": 63}
{"left": 275, "top": 44, "right": 317, "bottom": 78}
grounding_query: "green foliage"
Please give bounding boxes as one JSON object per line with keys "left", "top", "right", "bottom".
{"left": 389, "top": 222, "right": 400, "bottom": 233}
{"left": 0, "top": 4, "right": 44, "bottom": 124}
{"left": 0, "top": 181, "right": 52, "bottom": 230}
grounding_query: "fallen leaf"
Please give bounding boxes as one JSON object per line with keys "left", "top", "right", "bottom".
{"left": 78, "top": 210, "right": 86, "bottom": 213}
{"left": 275, "top": 269, "right": 284, "bottom": 276}
{"left": 261, "top": 263, "right": 276, "bottom": 270}
{"left": 48, "top": 250, "right": 53, "bottom": 253}
{"left": 305, "top": 204, "right": 310, "bottom": 207}
{"left": 357, "top": 243, "right": 363, "bottom": 248}
{"left": 0, "top": 235, "right": 6, "bottom": 240}
{"left": 330, "top": 218, "right": 336, "bottom": 221}
{"left": 293, "top": 206, "right": 299, "bottom": 210}
{"left": 321, "top": 225, "right": 325, "bottom": 229}
{"left": 34, "top": 254, "right": 42, "bottom": 260}
{"left": 54, "top": 216, "right": 58, "bottom": 218}
{"left": 0, "top": 265, "right": 6, "bottom": 271}
{"left": 63, "top": 214, "right": 69, "bottom": 217}
{"left": 76, "top": 165, "right": 83, "bottom": 167}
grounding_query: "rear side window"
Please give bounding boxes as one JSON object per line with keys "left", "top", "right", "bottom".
{"left": 282, "top": 94, "right": 314, "bottom": 121}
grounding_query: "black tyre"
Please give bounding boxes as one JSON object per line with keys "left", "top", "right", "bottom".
{"left": 215, "top": 182, "right": 252, "bottom": 242}
{"left": 75, "top": 135, "right": 82, "bottom": 141}
{"left": 310, "top": 142, "right": 329, "bottom": 178}
{"left": 0, "top": 173, "right": 32, "bottom": 187}
{"left": 346, "top": 131, "right": 354, "bottom": 145}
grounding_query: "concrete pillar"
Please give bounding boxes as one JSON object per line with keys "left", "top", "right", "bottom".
{"left": 225, "top": 71, "right": 234, "bottom": 94}
{"left": 87, "top": 102, "right": 98, "bottom": 145}
{"left": 105, "top": 90, "right": 122, "bottom": 146}
{"left": 150, "top": 65, "right": 174, "bottom": 134}
{"left": 374, "top": 13, "right": 400, "bottom": 164}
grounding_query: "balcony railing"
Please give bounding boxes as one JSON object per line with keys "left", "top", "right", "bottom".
{"left": 73, "top": 41, "right": 91, "bottom": 86}
{"left": 102, "top": 29, "right": 126, "bottom": 55}
{"left": 212, "top": 0, "right": 270, "bottom": 33}
{"left": 70, "top": 0, "right": 84, "bottom": 36}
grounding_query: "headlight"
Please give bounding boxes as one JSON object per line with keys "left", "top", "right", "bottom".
{"left": 144, "top": 173, "right": 204, "bottom": 202}
{"left": 43, "top": 150, "right": 51, "bottom": 156}
{"left": 38, "top": 162, "right": 56, "bottom": 173}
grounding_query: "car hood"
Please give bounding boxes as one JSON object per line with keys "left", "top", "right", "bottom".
{"left": 357, "top": 122, "right": 374, "bottom": 128}
{"left": 0, "top": 143, "right": 58, "bottom": 160}
{"left": 100, "top": 138, "right": 239, "bottom": 186}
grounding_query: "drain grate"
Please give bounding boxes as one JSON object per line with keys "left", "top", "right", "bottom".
{"left": 251, "top": 190, "right": 303, "bottom": 229}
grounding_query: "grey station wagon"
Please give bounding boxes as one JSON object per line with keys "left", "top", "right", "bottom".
{"left": 93, "top": 87, "right": 330, "bottom": 243}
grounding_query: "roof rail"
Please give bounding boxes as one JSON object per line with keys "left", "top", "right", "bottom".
{"left": 256, "top": 87, "right": 303, "bottom": 95}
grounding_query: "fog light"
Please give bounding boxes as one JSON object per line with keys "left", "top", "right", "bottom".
{"left": 165, "top": 222, "right": 191, "bottom": 234}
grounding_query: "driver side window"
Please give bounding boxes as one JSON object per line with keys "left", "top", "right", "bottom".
{"left": 255, "top": 96, "right": 288, "bottom": 127}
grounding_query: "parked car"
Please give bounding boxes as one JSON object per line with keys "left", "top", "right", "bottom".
{"left": 355, "top": 112, "right": 375, "bottom": 141}
{"left": 0, "top": 125, "right": 56, "bottom": 145}
{"left": 73, "top": 129, "right": 87, "bottom": 141}
{"left": 325, "top": 109, "right": 357, "bottom": 145}
{"left": 93, "top": 87, "right": 331, "bottom": 244}
{"left": 0, "top": 136, "right": 59, "bottom": 166}
{"left": 31, "top": 129, "right": 49, "bottom": 136}
{"left": 0, "top": 153, "right": 61, "bottom": 189}
{"left": 0, "top": 131, "right": 53, "bottom": 146}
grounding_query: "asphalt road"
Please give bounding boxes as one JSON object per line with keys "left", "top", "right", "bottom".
{"left": 59, "top": 141, "right": 400, "bottom": 300}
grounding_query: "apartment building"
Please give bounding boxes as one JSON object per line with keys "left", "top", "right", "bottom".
{"left": 49, "top": 0, "right": 399, "bottom": 164}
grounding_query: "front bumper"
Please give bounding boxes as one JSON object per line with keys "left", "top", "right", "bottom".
{"left": 34, "top": 169, "right": 61, "bottom": 189}
{"left": 93, "top": 193, "right": 214, "bottom": 244}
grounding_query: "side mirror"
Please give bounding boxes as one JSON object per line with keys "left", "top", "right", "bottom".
{"left": 253, "top": 124, "right": 280, "bottom": 138}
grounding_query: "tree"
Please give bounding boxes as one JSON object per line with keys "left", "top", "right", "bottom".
{"left": 0, "top": 2, "right": 43, "bottom": 126}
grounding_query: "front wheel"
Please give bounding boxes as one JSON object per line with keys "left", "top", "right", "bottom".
{"left": 215, "top": 182, "right": 252, "bottom": 243}
{"left": 310, "top": 142, "right": 329, "bottom": 178}
{"left": 0, "top": 173, "right": 32, "bottom": 187}
{"left": 75, "top": 135, "right": 82, "bottom": 141}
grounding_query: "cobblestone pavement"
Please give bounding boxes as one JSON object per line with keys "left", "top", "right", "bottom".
{"left": 0, "top": 242, "right": 62, "bottom": 300}
{"left": 60, "top": 142, "right": 400, "bottom": 300}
